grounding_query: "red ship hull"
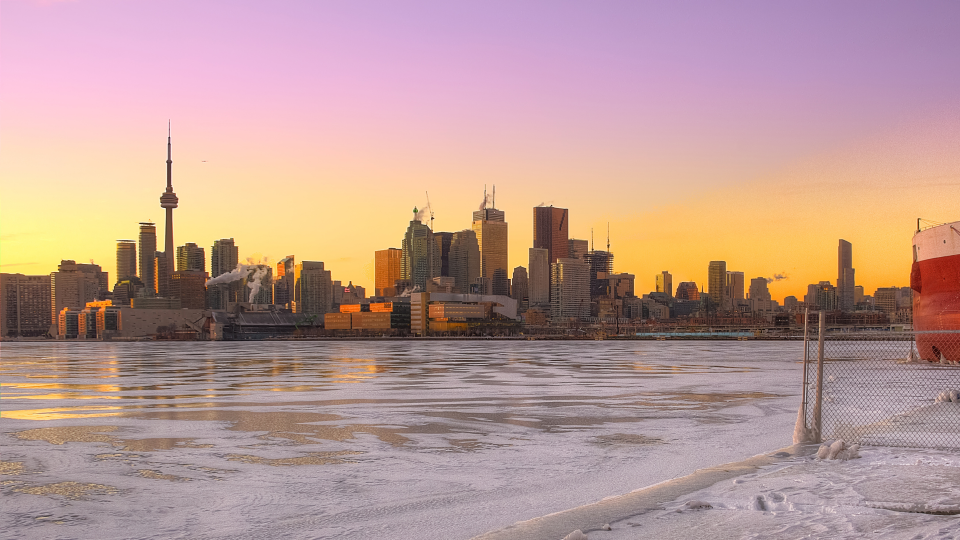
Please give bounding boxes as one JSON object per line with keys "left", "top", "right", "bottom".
{"left": 912, "top": 252, "right": 960, "bottom": 361}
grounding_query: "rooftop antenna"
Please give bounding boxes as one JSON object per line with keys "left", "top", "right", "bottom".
{"left": 607, "top": 222, "right": 610, "bottom": 252}
{"left": 591, "top": 228, "right": 594, "bottom": 251}
{"left": 425, "top": 191, "right": 435, "bottom": 230}
{"left": 492, "top": 184, "right": 496, "bottom": 209}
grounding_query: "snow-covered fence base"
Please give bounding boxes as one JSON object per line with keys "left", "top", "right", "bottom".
{"left": 803, "top": 331, "right": 960, "bottom": 449}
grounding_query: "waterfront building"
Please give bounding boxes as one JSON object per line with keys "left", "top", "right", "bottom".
{"left": 177, "top": 243, "right": 206, "bottom": 272}
{"left": 169, "top": 271, "right": 207, "bottom": 309}
{"left": 708, "top": 261, "right": 727, "bottom": 310}
{"left": 472, "top": 207, "right": 509, "bottom": 296}
{"left": 402, "top": 210, "right": 439, "bottom": 291}
{"left": 528, "top": 248, "right": 549, "bottom": 308}
{"left": 533, "top": 206, "right": 569, "bottom": 264}
{"left": 550, "top": 257, "right": 590, "bottom": 320}
{"left": 138, "top": 222, "right": 157, "bottom": 296}
{"left": 449, "top": 230, "right": 480, "bottom": 294}
{"left": 116, "top": 240, "right": 137, "bottom": 283}
{"left": 375, "top": 248, "right": 402, "bottom": 297}
{"left": 294, "top": 261, "right": 332, "bottom": 315}
{"left": 511, "top": 266, "right": 529, "bottom": 311}
{"left": 51, "top": 260, "right": 107, "bottom": 332}
{"left": 874, "top": 287, "right": 899, "bottom": 314}
{"left": 655, "top": 271, "right": 673, "bottom": 295}
{"left": 568, "top": 239, "right": 588, "bottom": 260}
{"left": 838, "top": 239, "right": 855, "bottom": 311}
{"left": 1, "top": 273, "right": 52, "bottom": 337}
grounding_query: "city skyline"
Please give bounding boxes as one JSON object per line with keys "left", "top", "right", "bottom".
{"left": 5, "top": 2, "right": 960, "bottom": 301}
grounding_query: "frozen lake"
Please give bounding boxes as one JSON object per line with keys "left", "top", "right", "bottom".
{"left": 1, "top": 340, "right": 803, "bottom": 539}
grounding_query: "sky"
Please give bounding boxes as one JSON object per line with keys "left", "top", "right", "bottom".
{"left": 3, "top": 0, "right": 960, "bottom": 302}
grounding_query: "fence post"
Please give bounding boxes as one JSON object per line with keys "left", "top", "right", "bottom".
{"left": 813, "top": 310, "right": 825, "bottom": 442}
{"left": 802, "top": 307, "right": 809, "bottom": 427}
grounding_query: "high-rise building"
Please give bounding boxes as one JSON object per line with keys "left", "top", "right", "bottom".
{"left": 274, "top": 256, "right": 295, "bottom": 306}
{"left": 583, "top": 250, "right": 614, "bottom": 299}
{"left": 749, "top": 277, "right": 772, "bottom": 313}
{"left": 874, "top": 287, "right": 898, "bottom": 314}
{"left": 116, "top": 240, "right": 137, "bottom": 283}
{"left": 528, "top": 248, "right": 550, "bottom": 308}
{"left": 434, "top": 232, "right": 454, "bottom": 277}
{"left": 568, "top": 239, "right": 588, "bottom": 260}
{"left": 449, "top": 230, "right": 480, "bottom": 295}
{"left": 402, "top": 210, "right": 439, "bottom": 292}
{"left": 294, "top": 261, "right": 332, "bottom": 315}
{"left": 177, "top": 243, "right": 205, "bottom": 272}
{"left": 138, "top": 222, "right": 157, "bottom": 296}
{"left": 854, "top": 285, "right": 865, "bottom": 305}
{"left": 1, "top": 273, "right": 52, "bottom": 337}
{"left": 170, "top": 270, "right": 207, "bottom": 309}
{"left": 209, "top": 238, "right": 240, "bottom": 309}
{"left": 473, "top": 207, "right": 509, "bottom": 296}
{"left": 375, "top": 249, "right": 402, "bottom": 297}
{"left": 655, "top": 271, "right": 673, "bottom": 295}
{"left": 511, "top": 266, "right": 529, "bottom": 311}
{"left": 675, "top": 282, "right": 700, "bottom": 301}
{"left": 838, "top": 239, "right": 855, "bottom": 311}
{"left": 708, "top": 261, "right": 727, "bottom": 310}
{"left": 534, "top": 206, "right": 569, "bottom": 264}
{"left": 608, "top": 273, "right": 635, "bottom": 299}
{"left": 159, "top": 123, "right": 179, "bottom": 300}
{"left": 51, "top": 260, "right": 105, "bottom": 331}
{"left": 551, "top": 258, "right": 590, "bottom": 320}
{"left": 154, "top": 251, "right": 170, "bottom": 297}
{"left": 726, "top": 271, "right": 745, "bottom": 303}
{"left": 815, "top": 281, "right": 838, "bottom": 311}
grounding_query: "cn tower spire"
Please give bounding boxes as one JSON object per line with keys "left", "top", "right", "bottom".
{"left": 159, "top": 121, "right": 179, "bottom": 297}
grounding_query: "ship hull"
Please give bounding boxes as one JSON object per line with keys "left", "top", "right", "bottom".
{"left": 912, "top": 223, "right": 960, "bottom": 361}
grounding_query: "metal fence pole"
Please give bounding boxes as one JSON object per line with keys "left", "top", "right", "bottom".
{"left": 802, "top": 307, "right": 809, "bottom": 426}
{"left": 813, "top": 310, "right": 825, "bottom": 441}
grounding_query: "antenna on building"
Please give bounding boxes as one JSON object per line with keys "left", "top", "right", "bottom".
{"left": 492, "top": 184, "right": 496, "bottom": 209}
{"left": 591, "top": 228, "right": 594, "bottom": 251}
{"left": 607, "top": 222, "right": 610, "bottom": 252}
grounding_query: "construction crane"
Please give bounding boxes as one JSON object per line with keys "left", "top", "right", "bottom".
{"left": 425, "top": 191, "right": 435, "bottom": 230}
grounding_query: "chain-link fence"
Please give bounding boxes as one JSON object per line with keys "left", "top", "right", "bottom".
{"left": 802, "top": 322, "right": 960, "bottom": 449}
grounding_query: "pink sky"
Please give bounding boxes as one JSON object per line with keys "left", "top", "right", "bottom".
{"left": 3, "top": 1, "right": 960, "bottom": 299}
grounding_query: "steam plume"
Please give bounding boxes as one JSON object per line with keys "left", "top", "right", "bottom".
{"left": 205, "top": 256, "right": 273, "bottom": 303}
{"left": 766, "top": 273, "right": 789, "bottom": 283}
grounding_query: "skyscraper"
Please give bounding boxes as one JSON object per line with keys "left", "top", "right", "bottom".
{"left": 473, "top": 207, "right": 509, "bottom": 296}
{"left": 159, "top": 123, "right": 178, "bottom": 299}
{"left": 511, "top": 266, "right": 529, "bottom": 311}
{"left": 583, "top": 250, "right": 613, "bottom": 299}
{"left": 402, "top": 210, "right": 439, "bottom": 291}
{"left": 838, "top": 239, "right": 855, "bottom": 311}
{"left": 210, "top": 238, "right": 239, "bottom": 309}
{"left": 294, "top": 261, "right": 332, "bottom": 315}
{"left": 51, "top": 260, "right": 105, "bottom": 332}
{"left": 375, "top": 249, "right": 402, "bottom": 297}
{"left": 138, "top": 222, "right": 157, "bottom": 296}
{"left": 0, "top": 273, "right": 52, "bottom": 337}
{"left": 449, "top": 230, "right": 480, "bottom": 294}
{"left": 656, "top": 271, "right": 673, "bottom": 295}
{"left": 568, "top": 239, "right": 588, "bottom": 260}
{"left": 154, "top": 252, "right": 170, "bottom": 297}
{"left": 176, "top": 243, "right": 206, "bottom": 272}
{"left": 534, "top": 206, "right": 569, "bottom": 264}
{"left": 434, "top": 232, "right": 454, "bottom": 277}
{"left": 116, "top": 240, "right": 137, "bottom": 283}
{"left": 551, "top": 257, "right": 590, "bottom": 320}
{"left": 675, "top": 282, "right": 700, "bottom": 301}
{"left": 726, "top": 271, "right": 745, "bottom": 304}
{"left": 708, "top": 261, "right": 727, "bottom": 310}
{"left": 274, "top": 256, "right": 295, "bottom": 306}
{"left": 528, "top": 248, "right": 550, "bottom": 308}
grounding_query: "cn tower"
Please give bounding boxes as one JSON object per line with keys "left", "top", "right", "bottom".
{"left": 159, "top": 122, "right": 178, "bottom": 294}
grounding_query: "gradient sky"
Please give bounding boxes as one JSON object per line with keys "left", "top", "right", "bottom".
{"left": 3, "top": 0, "right": 960, "bottom": 302}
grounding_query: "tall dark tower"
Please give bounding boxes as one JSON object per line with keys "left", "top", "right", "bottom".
{"left": 159, "top": 122, "right": 178, "bottom": 297}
